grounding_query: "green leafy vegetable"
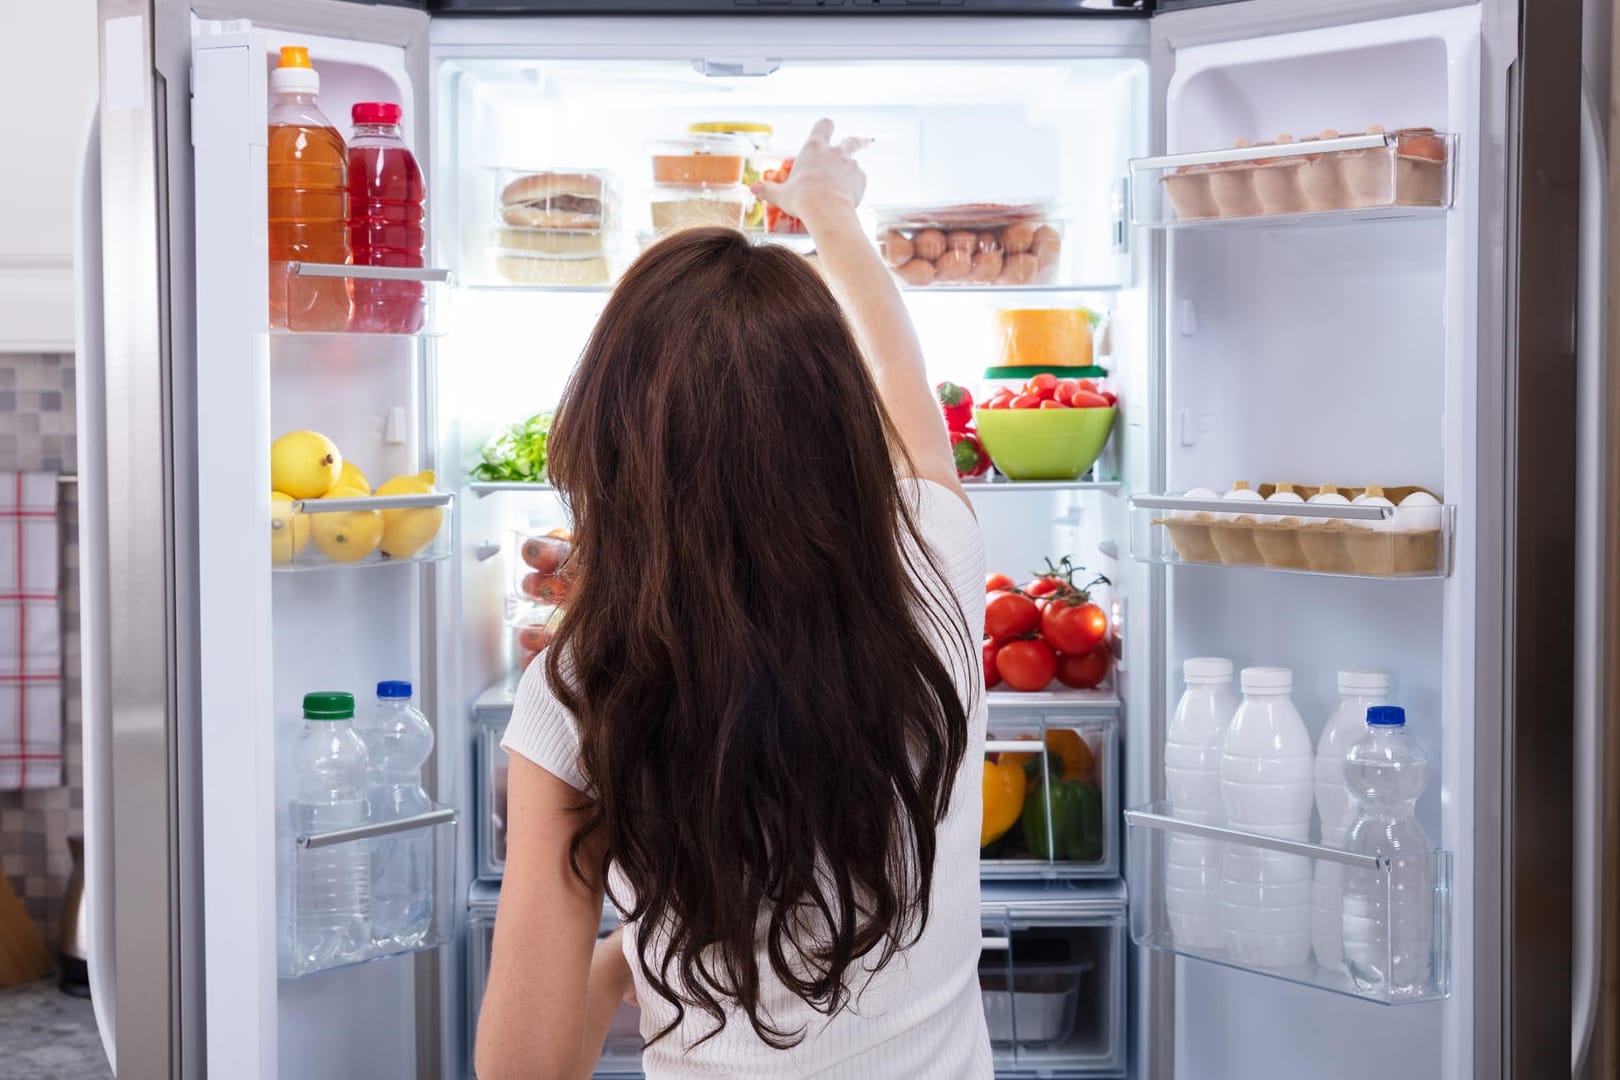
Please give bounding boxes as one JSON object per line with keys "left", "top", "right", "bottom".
{"left": 471, "top": 412, "right": 553, "bottom": 483}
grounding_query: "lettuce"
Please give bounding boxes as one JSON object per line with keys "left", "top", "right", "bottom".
{"left": 470, "top": 411, "right": 553, "bottom": 483}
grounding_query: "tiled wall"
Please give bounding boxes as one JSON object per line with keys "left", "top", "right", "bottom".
{"left": 0, "top": 352, "right": 80, "bottom": 946}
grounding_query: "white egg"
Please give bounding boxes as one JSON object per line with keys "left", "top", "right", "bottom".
{"left": 1394, "top": 490, "right": 1443, "bottom": 532}
{"left": 1181, "top": 487, "right": 1219, "bottom": 520}
{"left": 1263, "top": 487, "right": 1305, "bottom": 524}
{"left": 1220, "top": 482, "right": 1264, "bottom": 521}
{"left": 1353, "top": 488, "right": 1396, "bottom": 532}
{"left": 1307, "top": 486, "right": 1352, "bottom": 525}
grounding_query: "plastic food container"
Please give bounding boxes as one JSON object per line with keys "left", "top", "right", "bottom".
{"left": 996, "top": 308, "right": 1097, "bottom": 368}
{"left": 649, "top": 133, "right": 752, "bottom": 187}
{"left": 649, "top": 185, "right": 750, "bottom": 232}
{"left": 494, "top": 168, "right": 617, "bottom": 232}
{"left": 981, "top": 365, "right": 1111, "bottom": 404}
{"left": 875, "top": 202, "right": 1063, "bottom": 287}
{"left": 689, "top": 122, "right": 774, "bottom": 226}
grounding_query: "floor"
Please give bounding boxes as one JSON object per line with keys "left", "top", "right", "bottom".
{"left": 0, "top": 977, "right": 111, "bottom": 1080}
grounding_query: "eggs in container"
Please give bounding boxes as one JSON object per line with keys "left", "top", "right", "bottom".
{"left": 874, "top": 202, "right": 1063, "bottom": 287}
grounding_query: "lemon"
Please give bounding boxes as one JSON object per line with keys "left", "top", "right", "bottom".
{"left": 336, "top": 460, "right": 371, "bottom": 495}
{"left": 375, "top": 470, "right": 444, "bottom": 559}
{"left": 310, "top": 503, "right": 384, "bottom": 563}
{"left": 271, "top": 431, "right": 342, "bottom": 499}
{"left": 270, "top": 491, "right": 310, "bottom": 567}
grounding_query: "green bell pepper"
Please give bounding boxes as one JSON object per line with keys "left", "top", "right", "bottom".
{"left": 1021, "top": 778, "right": 1104, "bottom": 862}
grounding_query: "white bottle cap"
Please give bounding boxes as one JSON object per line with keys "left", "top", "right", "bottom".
{"left": 1240, "top": 666, "right": 1292, "bottom": 692}
{"left": 270, "top": 45, "right": 320, "bottom": 96}
{"left": 1183, "top": 657, "right": 1234, "bottom": 683}
{"left": 1337, "top": 669, "right": 1390, "bottom": 692}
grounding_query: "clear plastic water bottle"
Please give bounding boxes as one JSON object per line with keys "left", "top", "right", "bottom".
{"left": 289, "top": 692, "right": 371, "bottom": 969}
{"left": 354, "top": 680, "right": 435, "bottom": 948}
{"left": 1341, "top": 705, "right": 1434, "bottom": 996}
{"left": 1164, "top": 657, "right": 1238, "bottom": 948}
{"left": 1312, "top": 670, "right": 1390, "bottom": 968}
{"left": 1218, "top": 666, "right": 1314, "bottom": 968}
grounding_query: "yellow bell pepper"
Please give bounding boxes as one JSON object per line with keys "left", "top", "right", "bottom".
{"left": 998, "top": 730, "right": 1095, "bottom": 785}
{"left": 982, "top": 759, "right": 1026, "bottom": 848}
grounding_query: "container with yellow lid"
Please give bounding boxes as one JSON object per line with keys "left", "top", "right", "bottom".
{"left": 689, "top": 122, "right": 775, "bottom": 227}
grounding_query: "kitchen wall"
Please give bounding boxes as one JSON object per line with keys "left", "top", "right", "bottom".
{"left": 0, "top": 351, "right": 80, "bottom": 946}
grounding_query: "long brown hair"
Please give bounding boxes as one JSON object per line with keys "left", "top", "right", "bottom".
{"left": 545, "top": 227, "right": 971, "bottom": 1048}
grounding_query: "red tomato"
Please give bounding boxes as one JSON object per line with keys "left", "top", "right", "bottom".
{"left": 996, "top": 639, "right": 1058, "bottom": 691}
{"left": 516, "top": 624, "right": 553, "bottom": 653}
{"left": 986, "top": 389, "right": 1016, "bottom": 410}
{"left": 521, "top": 572, "right": 569, "bottom": 604}
{"left": 985, "top": 572, "right": 1015, "bottom": 592}
{"left": 1055, "top": 379, "right": 1078, "bottom": 402}
{"left": 1011, "top": 393, "right": 1043, "bottom": 410}
{"left": 1056, "top": 646, "right": 1111, "bottom": 690}
{"left": 1070, "top": 390, "right": 1111, "bottom": 409}
{"left": 1027, "top": 373, "right": 1058, "bottom": 400}
{"left": 1039, "top": 399, "right": 1070, "bottom": 409}
{"left": 521, "top": 536, "right": 569, "bottom": 574}
{"left": 1077, "top": 378, "right": 1098, "bottom": 393}
{"left": 983, "top": 639, "right": 1002, "bottom": 689}
{"left": 1041, "top": 599, "right": 1109, "bottom": 656}
{"left": 1101, "top": 390, "right": 1118, "bottom": 405}
{"left": 1023, "top": 576, "right": 1064, "bottom": 599}
{"left": 985, "top": 591, "right": 1040, "bottom": 640}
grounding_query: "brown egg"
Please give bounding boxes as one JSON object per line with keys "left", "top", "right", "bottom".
{"left": 933, "top": 248, "right": 971, "bottom": 282}
{"left": 1033, "top": 225, "right": 1062, "bottom": 268}
{"left": 969, "top": 248, "right": 1003, "bottom": 283}
{"left": 895, "top": 257, "right": 937, "bottom": 286}
{"left": 912, "top": 228, "right": 947, "bottom": 262}
{"left": 880, "top": 229, "right": 914, "bottom": 267}
{"left": 997, "top": 252, "right": 1039, "bottom": 286}
{"left": 1002, "top": 221, "right": 1037, "bottom": 254}
{"left": 977, "top": 230, "right": 1003, "bottom": 254}
{"left": 946, "top": 230, "right": 978, "bottom": 254}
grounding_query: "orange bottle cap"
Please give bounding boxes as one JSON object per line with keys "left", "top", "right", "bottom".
{"left": 279, "top": 46, "right": 311, "bottom": 69}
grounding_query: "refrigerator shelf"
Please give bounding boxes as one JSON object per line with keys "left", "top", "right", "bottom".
{"left": 988, "top": 688, "right": 1119, "bottom": 714}
{"left": 982, "top": 716, "right": 1118, "bottom": 881}
{"left": 1129, "top": 493, "right": 1455, "bottom": 579}
{"left": 966, "top": 476, "right": 1122, "bottom": 495}
{"left": 469, "top": 480, "right": 556, "bottom": 496}
{"left": 1129, "top": 130, "right": 1457, "bottom": 228}
{"left": 1124, "top": 803, "right": 1451, "bottom": 1005}
{"left": 273, "top": 491, "right": 455, "bottom": 572}
{"left": 278, "top": 804, "right": 458, "bottom": 980}
{"left": 273, "top": 262, "right": 453, "bottom": 336}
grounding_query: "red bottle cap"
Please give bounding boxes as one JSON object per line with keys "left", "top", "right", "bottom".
{"left": 352, "top": 102, "right": 403, "bottom": 125}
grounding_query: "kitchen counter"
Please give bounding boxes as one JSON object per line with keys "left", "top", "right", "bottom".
{"left": 0, "top": 978, "right": 110, "bottom": 1079}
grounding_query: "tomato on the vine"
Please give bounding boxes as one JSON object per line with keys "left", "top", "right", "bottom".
{"left": 983, "top": 639, "right": 1002, "bottom": 689}
{"left": 985, "top": 591, "right": 1039, "bottom": 640}
{"left": 1041, "top": 599, "right": 1109, "bottom": 656}
{"left": 985, "top": 572, "right": 1015, "bottom": 593}
{"left": 1056, "top": 646, "right": 1111, "bottom": 690}
{"left": 996, "top": 639, "right": 1057, "bottom": 691}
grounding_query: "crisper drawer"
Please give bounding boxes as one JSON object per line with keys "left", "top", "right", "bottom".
{"left": 982, "top": 708, "right": 1119, "bottom": 880}
{"left": 466, "top": 890, "right": 644, "bottom": 1079}
{"left": 980, "top": 885, "right": 1128, "bottom": 1077}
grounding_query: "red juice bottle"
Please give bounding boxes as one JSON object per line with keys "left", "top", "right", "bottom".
{"left": 347, "top": 102, "right": 426, "bottom": 333}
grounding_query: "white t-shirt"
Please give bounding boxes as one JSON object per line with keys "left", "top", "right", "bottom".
{"left": 502, "top": 478, "right": 991, "bottom": 1079}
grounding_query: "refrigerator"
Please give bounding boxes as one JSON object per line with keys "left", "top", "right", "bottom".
{"left": 76, "top": 0, "right": 1594, "bottom": 1078}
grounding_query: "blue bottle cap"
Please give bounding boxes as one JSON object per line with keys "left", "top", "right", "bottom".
{"left": 1366, "top": 705, "right": 1406, "bottom": 726}
{"left": 377, "top": 680, "right": 412, "bottom": 700}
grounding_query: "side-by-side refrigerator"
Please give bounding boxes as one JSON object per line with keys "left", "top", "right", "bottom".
{"left": 78, "top": 0, "right": 1595, "bottom": 1078}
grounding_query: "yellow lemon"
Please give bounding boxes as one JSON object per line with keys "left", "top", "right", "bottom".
{"left": 374, "top": 469, "right": 444, "bottom": 559}
{"left": 271, "top": 430, "right": 342, "bottom": 499}
{"left": 270, "top": 491, "right": 310, "bottom": 567}
{"left": 336, "top": 460, "right": 371, "bottom": 495}
{"left": 309, "top": 503, "right": 383, "bottom": 563}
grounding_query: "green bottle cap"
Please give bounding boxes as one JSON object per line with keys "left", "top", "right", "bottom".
{"left": 302, "top": 691, "right": 355, "bottom": 720}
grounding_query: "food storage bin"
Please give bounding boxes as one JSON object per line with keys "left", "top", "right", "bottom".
{"left": 648, "top": 185, "right": 751, "bottom": 233}
{"left": 1125, "top": 803, "right": 1452, "bottom": 1004}
{"left": 274, "top": 490, "right": 454, "bottom": 571}
{"left": 274, "top": 261, "right": 451, "bottom": 335}
{"left": 469, "top": 887, "right": 644, "bottom": 1076}
{"left": 648, "top": 133, "right": 752, "bottom": 187}
{"left": 980, "top": 885, "right": 1127, "bottom": 1076}
{"left": 873, "top": 202, "right": 1064, "bottom": 288}
{"left": 493, "top": 168, "right": 619, "bottom": 233}
{"left": 981, "top": 715, "right": 1117, "bottom": 879}
{"left": 1130, "top": 128, "right": 1457, "bottom": 227}
{"left": 994, "top": 308, "right": 1098, "bottom": 369}
{"left": 474, "top": 702, "right": 510, "bottom": 880}
{"left": 1130, "top": 487, "right": 1455, "bottom": 578}
{"left": 688, "top": 122, "right": 775, "bottom": 227}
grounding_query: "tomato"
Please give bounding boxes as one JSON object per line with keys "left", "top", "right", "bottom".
{"left": 1077, "top": 378, "right": 1098, "bottom": 393}
{"left": 1055, "top": 646, "right": 1111, "bottom": 690}
{"left": 1055, "top": 379, "right": 1078, "bottom": 403}
{"left": 1011, "top": 393, "right": 1043, "bottom": 410}
{"left": 986, "top": 388, "right": 1016, "bottom": 410}
{"left": 983, "top": 639, "right": 1002, "bottom": 689}
{"left": 986, "top": 572, "right": 1015, "bottom": 593}
{"left": 985, "top": 591, "right": 1040, "bottom": 640}
{"left": 516, "top": 624, "right": 553, "bottom": 653}
{"left": 521, "top": 536, "right": 569, "bottom": 573}
{"left": 1101, "top": 390, "right": 1118, "bottom": 406}
{"left": 1070, "top": 390, "right": 1111, "bottom": 409}
{"left": 1041, "top": 599, "right": 1109, "bottom": 656}
{"left": 1039, "top": 399, "right": 1070, "bottom": 409}
{"left": 1023, "top": 576, "right": 1066, "bottom": 600}
{"left": 1026, "top": 373, "right": 1058, "bottom": 400}
{"left": 521, "top": 571, "right": 569, "bottom": 604}
{"left": 996, "top": 639, "right": 1057, "bottom": 691}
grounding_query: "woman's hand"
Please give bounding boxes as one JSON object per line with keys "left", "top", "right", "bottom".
{"left": 753, "top": 118, "right": 869, "bottom": 231}
{"left": 595, "top": 926, "right": 638, "bottom": 1007}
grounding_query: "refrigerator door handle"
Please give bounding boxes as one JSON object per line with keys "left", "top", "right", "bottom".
{"left": 1573, "top": 68, "right": 1608, "bottom": 1079}
{"left": 72, "top": 95, "right": 116, "bottom": 1073}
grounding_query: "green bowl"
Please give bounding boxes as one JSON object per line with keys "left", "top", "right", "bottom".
{"left": 973, "top": 405, "right": 1116, "bottom": 481}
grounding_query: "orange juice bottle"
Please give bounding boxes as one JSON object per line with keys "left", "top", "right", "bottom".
{"left": 268, "top": 46, "right": 351, "bottom": 331}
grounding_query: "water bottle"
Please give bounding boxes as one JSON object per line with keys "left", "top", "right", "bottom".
{"left": 1218, "top": 666, "right": 1314, "bottom": 967}
{"left": 1311, "top": 670, "right": 1389, "bottom": 968}
{"left": 354, "top": 680, "right": 435, "bottom": 948}
{"left": 289, "top": 692, "right": 371, "bottom": 969}
{"left": 1164, "top": 657, "right": 1238, "bottom": 948}
{"left": 1341, "top": 705, "right": 1435, "bottom": 996}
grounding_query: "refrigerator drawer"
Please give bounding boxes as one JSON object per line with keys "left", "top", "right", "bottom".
{"left": 982, "top": 713, "right": 1119, "bottom": 880}
{"left": 476, "top": 718, "right": 509, "bottom": 881}
{"left": 1125, "top": 803, "right": 1452, "bottom": 1005}
{"left": 981, "top": 894, "right": 1127, "bottom": 1076}
{"left": 467, "top": 899, "right": 644, "bottom": 1079}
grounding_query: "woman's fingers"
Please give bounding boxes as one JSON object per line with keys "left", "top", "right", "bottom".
{"left": 807, "top": 117, "right": 836, "bottom": 146}
{"left": 837, "top": 136, "right": 871, "bottom": 157}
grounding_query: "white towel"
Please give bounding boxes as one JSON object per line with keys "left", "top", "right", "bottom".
{"left": 0, "top": 473, "right": 61, "bottom": 789}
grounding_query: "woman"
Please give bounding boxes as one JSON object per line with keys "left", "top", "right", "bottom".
{"left": 477, "top": 120, "right": 991, "bottom": 1080}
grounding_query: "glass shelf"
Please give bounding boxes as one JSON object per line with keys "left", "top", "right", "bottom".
{"left": 469, "top": 480, "right": 556, "bottom": 496}
{"left": 1130, "top": 130, "right": 1456, "bottom": 229}
{"left": 981, "top": 715, "right": 1118, "bottom": 881}
{"left": 1130, "top": 492, "right": 1454, "bottom": 579}
{"left": 967, "top": 476, "right": 1121, "bottom": 495}
{"left": 271, "top": 262, "right": 452, "bottom": 336}
{"left": 1124, "top": 802, "right": 1451, "bottom": 1005}
{"left": 988, "top": 687, "right": 1120, "bottom": 715}
{"left": 278, "top": 805, "right": 458, "bottom": 979}
{"left": 273, "top": 491, "right": 454, "bottom": 572}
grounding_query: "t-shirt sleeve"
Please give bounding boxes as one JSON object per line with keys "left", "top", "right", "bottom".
{"left": 904, "top": 478, "right": 986, "bottom": 602}
{"left": 500, "top": 655, "right": 588, "bottom": 793}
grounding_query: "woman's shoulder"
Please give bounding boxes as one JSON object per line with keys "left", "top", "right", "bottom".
{"left": 900, "top": 476, "right": 984, "bottom": 586}
{"left": 501, "top": 652, "right": 589, "bottom": 792}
